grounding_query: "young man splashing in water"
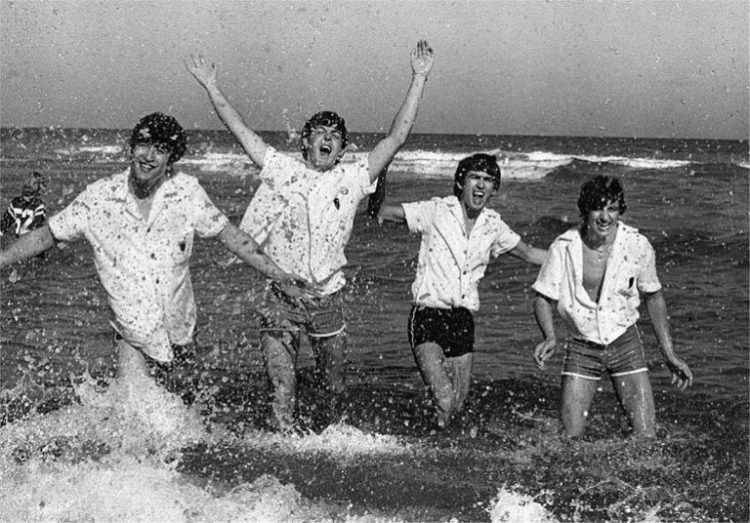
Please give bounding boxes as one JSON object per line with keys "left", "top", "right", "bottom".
{"left": 0, "top": 113, "right": 299, "bottom": 402}
{"left": 187, "top": 41, "right": 434, "bottom": 432}
{"left": 532, "top": 175, "right": 693, "bottom": 438}
{"left": 376, "top": 153, "right": 547, "bottom": 429}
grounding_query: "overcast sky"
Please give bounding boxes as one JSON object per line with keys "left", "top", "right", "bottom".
{"left": 1, "top": 0, "right": 747, "bottom": 139}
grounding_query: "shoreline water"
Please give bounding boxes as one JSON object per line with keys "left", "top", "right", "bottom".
{"left": 0, "top": 129, "right": 747, "bottom": 521}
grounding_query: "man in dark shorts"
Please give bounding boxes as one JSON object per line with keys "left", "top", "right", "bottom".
{"left": 532, "top": 175, "right": 693, "bottom": 438}
{"left": 377, "top": 154, "right": 547, "bottom": 428}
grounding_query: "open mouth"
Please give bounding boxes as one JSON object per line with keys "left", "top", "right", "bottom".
{"left": 319, "top": 144, "right": 332, "bottom": 156}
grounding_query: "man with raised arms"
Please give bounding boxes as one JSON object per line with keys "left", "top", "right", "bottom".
{"left": 532, "top": 175, "right": 693, "bottom": 438}
{"left": 0, "top": 113, "right": 300, "bottom": 401}
{"left": 186, "top": 41, "right": 434, "bottom": 432}
{"left": 376, "top": 153, "right": 547, "bottom": 429}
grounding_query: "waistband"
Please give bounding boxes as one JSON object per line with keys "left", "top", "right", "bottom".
{"left": 572, "top": 325, "right": 638, "bottom": 350}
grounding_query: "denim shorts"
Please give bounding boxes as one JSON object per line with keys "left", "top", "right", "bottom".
{"left": 258, "top": 281, "right": 346, "bottom": 338}
{"left": 562, "top": 325, "right": 648, "bottom": 380}
{"left": 407, "top": 305, "right": 474, "bottom": 358}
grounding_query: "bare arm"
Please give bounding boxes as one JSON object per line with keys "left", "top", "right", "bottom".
{"left": 186, "top": 55, "right": 268, "bottom": 167}
{"left": 0, "top": 225, "right": 55, "bottom": 268}
{"left": 532, "top": 292, "right": 558, "bottom": 370}
{"left": 508, "top": 240, "right": 548, "bottom": 265}
{"left": 217, "top": 223, "right": 294, "bottom": 282}
{"left": 644, "top": 289, "right": 693, "bottom": 389}
{"left": 367, "top": 40, "right": 434, "bottom": 182}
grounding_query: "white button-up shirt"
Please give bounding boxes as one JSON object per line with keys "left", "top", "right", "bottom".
{"left": 240, "top": 147, "right": 375, "bottom": 295}
{"left": 402, "top": 196, "right": 520, "bottom": 311}
{"left": 532, "top": 222, "right": 661, "bottom": 345}
{"left": 48, "top": 170, "right": 229, "bottom": 362}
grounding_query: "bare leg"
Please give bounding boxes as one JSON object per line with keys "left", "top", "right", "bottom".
{"left": 611, "top": 371, "right": 656, "bottom": 437}
{"left": 116, "top": 338, "right": 152, "bottom": 382}
{"left": 261, "top": 331, "right": 299, "bottom": 431}
{"left": 413, "top": 342, "right": 455, "bottom": 427}
{"left": 311, "top": 331, "right": 347, "bottom": 396}
{"left": 561, "top": 375, "right": 599, "bottom": 437}
{"left": 447, "top": 352, "right": 474, "bottom": 414}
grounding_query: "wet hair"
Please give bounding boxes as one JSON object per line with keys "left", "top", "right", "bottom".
{"left": 129, "top": 112, "right": 187, "bottom": 165}
{"left": 453, "top": 153, "right": 502, "bottom": 197}
{"left": 577, "top": 175, "right": 627, "bottom": 216}
{"left": 300, "top": 111, "right": 348, "bottom": 160}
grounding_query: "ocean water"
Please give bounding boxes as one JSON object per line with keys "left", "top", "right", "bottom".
{"left": 0, "top": 127, "right": 748, "bottom": 522}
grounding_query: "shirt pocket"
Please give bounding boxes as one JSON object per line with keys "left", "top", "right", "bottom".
{"left": 616, "top": 271, "right": 638, "bottom": 298}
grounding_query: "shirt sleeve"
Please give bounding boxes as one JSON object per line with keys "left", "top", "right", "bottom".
{"left": 259, "top": 147, "right": 296, "bottom": 187}
{"left": 489, "top": 219, "right": 521, "bottom": 257}
{"left": 531, "top": 238, "right": 565, "bottom": 300}
{"left": 402, "top": 199, "right": 436, "bottom": 234}
{"left": 636, "top": 238, "right": 662, "bottom": 293}
{"left": 47, "top": 188, "right": 92, "bottom": 242}
{"left": 192, "top": 182, "right": 230, "bottom": 238}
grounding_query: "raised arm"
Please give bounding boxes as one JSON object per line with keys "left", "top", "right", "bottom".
{"left": 186, "top": 54, "right": 268, "bottom": 167}
{"left": 643, "top": 289, "right": 693, "bottom": 389}
{"left": 367, "top": 40, "right": 434, "bottom": 182}
{"left": 0, "top": 225, "right": 55, "bottom": 268}
{"left": 508, "top": 240, "right": 548, "bottom": 265}
{"left": 532, "top": 292, "right": 558, "bottom": 370}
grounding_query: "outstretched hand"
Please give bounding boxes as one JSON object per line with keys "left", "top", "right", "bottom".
{"left": 666, "top": 356, "right": 693, "bottom": 390}
{"left": 185, "top": 54, "right": 219, "bottom": 88}
{"left": 410, "top": 40, "right": 434, "bottom": 77}
{"left": 533, "top": 338, "right": 557, "bottom": 371}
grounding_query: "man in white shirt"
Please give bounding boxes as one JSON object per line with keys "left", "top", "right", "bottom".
{"left": 0, "top": 113, "right": 299, "bottom": 402}
{"left": 186, "top": 41, "right": 435, "bottom": 432}
{"left": 377, "top": 153, "right": 547, "bottom": 429}
{"left": 532, "top": 175, "right": 693, "bottom": 438}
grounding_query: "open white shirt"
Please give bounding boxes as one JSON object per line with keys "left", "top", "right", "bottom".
{"left": 240, "top": 147, "right": 375, "bottom": 295}
{"left": 532, "top": 222, "right": 661, "bottom": 345}
{"left": 402, "top": 196, "right": 520, "bottom": 311}
{"left": 48, "top": 170, "right": 229, "bottom": 362}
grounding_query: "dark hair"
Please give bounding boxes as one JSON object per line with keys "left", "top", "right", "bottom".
{"left": 453, "top": 153, "right": 502, "bottom": 197}
{"left": 300, "top": 111, "right": 348, "bottom": 160}
{"left": 577, "top": 175, "right": 627, "bottom": 216}
{"left": 129, "top": 112, "right": 187, "bottom": 165}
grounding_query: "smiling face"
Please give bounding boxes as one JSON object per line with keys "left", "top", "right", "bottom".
{"left": 302, "top": 125, "right": 346, "bottom": 172}
{"left": 584, "top": 200, "right": 621, "bottom": 242}
{"left": 129, "top": 141, "right": 172, "bottom": 198}
{"left": 457, "top": 170, "right": 497, "bottom": 215}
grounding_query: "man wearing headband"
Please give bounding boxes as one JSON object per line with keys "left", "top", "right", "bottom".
{"left": 0, "top": 113, "right": 300, "bottom": 401}
{"left": 187, "top": 41, "right": 434, "bottom": 432}
{"left": 377, "top": 153, "right": 547, "bottom": 429}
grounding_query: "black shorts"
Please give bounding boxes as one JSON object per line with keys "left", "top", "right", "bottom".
{"left": 407, "top": 305, "right": 475, "bottom": 358}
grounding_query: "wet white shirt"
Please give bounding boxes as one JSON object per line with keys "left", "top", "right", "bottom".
{"left": 532, "top": 222, "right": 661, "bottom": 345}
{"left": 48, "top": 170, "right": 228, "bottom": 362}
{"left": 240, "top": 147, "right": 375, "bottom": 295}
{"left": 402, "top": 196, "right": 520, "bottom": 311}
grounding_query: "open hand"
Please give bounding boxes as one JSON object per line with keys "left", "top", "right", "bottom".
{"left": 185, "top": 54, "right": 219, "bottom": 88}
{"left": 411, "top": 40, "right": 434, "bottom": 77}
{"left": 667, "top": 356, "right": 693, "bottom": 390}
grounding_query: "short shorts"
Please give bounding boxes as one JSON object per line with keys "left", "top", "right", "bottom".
{"left": 258, "top": 281, "right": 346, "bottom": 339}
{"left": 562, "top": 325, "right": 648, "bottom": 380}
{"left": 407, "top": 305, "right": 474, "bottom": 358}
